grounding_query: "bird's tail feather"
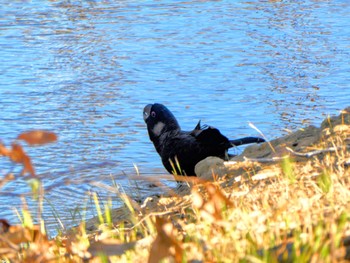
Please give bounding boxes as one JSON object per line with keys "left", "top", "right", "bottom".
{"left": 230, "top": 137, "right": 265, "bottom": 146}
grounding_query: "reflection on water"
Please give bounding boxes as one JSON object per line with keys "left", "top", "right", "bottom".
{"left": 1, "top": 0, "right": 349, "bottom": 235}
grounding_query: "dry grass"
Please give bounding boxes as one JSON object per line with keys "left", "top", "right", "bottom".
{"left": 1, "top": 111, "right": 350, "bottom": 262}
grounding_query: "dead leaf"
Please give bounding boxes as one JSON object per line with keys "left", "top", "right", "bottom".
{"left": 0, "top": 142, "right": 10, "bottom": 156}
{"left": 0, "top": 224, "right": 45, "bottom": 247}
{"left": 148, "top": 217, "right": 183, "bottom": 263}
{"left": 9, "top": 143, "right": 35, "bottom": 176}
{"left": 17, "top": 130, "right": 58, "bottom": 145}
{"left": 88, "top": 239, "right": 137, "bottom": 257}
{"left": 0, "top": 219, "right": 10, "bottom": 233}
{"left": 9, "top": 143, "right": 26, "bottom": 163}
{"left": 192, "top": 183, "right": 233, "bottom": 222}
{"left": 62, "top": 223, "right": 92, "bottom": 259}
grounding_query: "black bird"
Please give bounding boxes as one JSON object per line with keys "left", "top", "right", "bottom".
{"left": 143, "top": 103, "right": 265, "bottom": 176}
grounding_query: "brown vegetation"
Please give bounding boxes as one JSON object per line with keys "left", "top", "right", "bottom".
{"left": 1, "top": 109, "right": 350, "bottom": 262}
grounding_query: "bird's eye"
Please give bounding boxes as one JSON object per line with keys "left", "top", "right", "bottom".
{"left": 151, "top": 111, "right": 156, "bottom": 118}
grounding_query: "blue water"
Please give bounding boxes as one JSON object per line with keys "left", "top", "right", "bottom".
{"left": 1, "top": 0, "right": 349, "bottom": 235}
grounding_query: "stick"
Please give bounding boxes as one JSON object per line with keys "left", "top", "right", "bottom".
{"left": 286, "top": 145, "right": 350, "bottom": 158}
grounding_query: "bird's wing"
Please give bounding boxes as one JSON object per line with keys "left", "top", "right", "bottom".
{"left": 192, "top": 120, "right": 209, "bottom": 133}
{"left": 190, "top": 123, "right": 265, "bottom": 147}
{"left": 190, "top": 125, "right": 231, "bottom": 147}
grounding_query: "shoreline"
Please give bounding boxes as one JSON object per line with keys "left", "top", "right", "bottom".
{"left": 2, "top": 107, "right": 350, "bottom": 262}
{"left": 75, "top": 107, "right": 350, "bottom": 261}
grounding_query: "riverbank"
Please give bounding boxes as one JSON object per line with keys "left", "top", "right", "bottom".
{"left": 1, "top": 107, "right": 350, "bottom": 262}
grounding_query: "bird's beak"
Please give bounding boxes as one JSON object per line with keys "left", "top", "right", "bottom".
{"left": 143, "top": 104, "right": 152, "bottom": 122}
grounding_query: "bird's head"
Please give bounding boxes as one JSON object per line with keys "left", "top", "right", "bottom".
{"left": 143, "top": 103, "right": 180, "bottom": 141}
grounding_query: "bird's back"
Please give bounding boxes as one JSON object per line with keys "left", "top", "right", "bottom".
{"left": 158, "top": 128, "right": 230, "bottom": 175}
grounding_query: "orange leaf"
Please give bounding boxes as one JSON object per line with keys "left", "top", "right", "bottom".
{"left": 192, "top": 183, "right": 233, "bottom": 222}
{"left": 10, "top": 143, "right": 35, "bottom": 176}
{"left": 17, "top": 130, "right": 57, "bottom": 145}
{"left": 0, "top": 142, "right": 10, "bottom": 156}
{"left": 22, "top": 154, "right": 35, "bottom": 176}
{"left": 9, "top": 143, "right": 26, "bottom": 163}
{"left": 0, "top": 224, "right": 46, "bottom": 247}
{"left": 148, "top": 217, "right": 183, "bottom": 263}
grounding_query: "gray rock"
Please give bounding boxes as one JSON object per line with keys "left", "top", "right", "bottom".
{"left": 195, "top": 157, "right": 228, "bottom": 180}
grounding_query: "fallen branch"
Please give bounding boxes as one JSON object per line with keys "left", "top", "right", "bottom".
{"left": 244, "top": 144, "right": 350, "bottom": 163}
{"left": 243, "top": 156, "right": 289, "bottom": 163}
{"left": 286, "top": 145, "right": 350, "bottom": 158}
